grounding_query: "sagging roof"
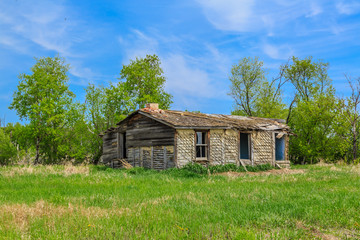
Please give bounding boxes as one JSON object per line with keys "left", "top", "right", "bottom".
{"left": 103, "top": 108, "right": 291, "bottom": 134}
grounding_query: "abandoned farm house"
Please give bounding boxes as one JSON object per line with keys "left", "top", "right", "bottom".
{"left": 101, "top": 103, "right": 291, "bottom": 169}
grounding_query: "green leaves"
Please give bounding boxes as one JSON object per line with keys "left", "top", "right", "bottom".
{"left": 119, "top": 54, "right": 173, "bottom": 110}
{"left": 229, "top": 57, "right": 286, "bottom": 119}
{"left": 9, "top": 56, "right": 75, "bottom": 163}
{"left": 0, "top": 128, "right": 17, "bottom": 165}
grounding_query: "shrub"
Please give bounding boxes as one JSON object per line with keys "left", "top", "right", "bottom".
{"left": 209, "top": 164, "right": 245, "bottom": 173}
{"left": 181, "top": 163, "right": 208, "bottom": 174}
{"left": 0, "top": 129, "right": 17, "bottom": 165}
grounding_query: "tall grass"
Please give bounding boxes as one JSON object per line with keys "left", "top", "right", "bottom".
{"left": 0, "top": 164, "right": 359, "bottom": 239}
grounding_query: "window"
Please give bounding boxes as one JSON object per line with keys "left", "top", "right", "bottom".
{"left": 240, "top": 133, "right": 250, "bottom": 159}
{"left": 275, "top": 133, "right": 285, "bottom": 161}
{"left": 196, "top": 131, "right": 208, "bottom": 159}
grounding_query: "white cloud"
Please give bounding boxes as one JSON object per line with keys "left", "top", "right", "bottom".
{"left": 307, "top": 2, "right": 323, "bottom": 17}
{"left": 162, "top": 54, "right": 222, "bottom": 99}
{"left": 262, "top": 43, "right": 293, "bottom": 60}
{"left": 196, "top": 0, "right": 333, "bottom": 34}
{"left": 0, "top": 0, "right": 74, "bottom": 56}
{"left": 336, "top": 1, "right": 360, "bottom": 15}
{"left": 117, "top": 29, "right": 230, "bottom": 109}
{"left": 0, "top": 0, "right": 107, "bottom": 85}
{"left": 197, "top": 0, "right": 256, "bottom": 32}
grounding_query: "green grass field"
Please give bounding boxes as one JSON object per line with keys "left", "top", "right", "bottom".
{"left": 0, "top": 164, "right": 359, "bottom": 239}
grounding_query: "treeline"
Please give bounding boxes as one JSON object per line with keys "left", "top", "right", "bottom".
{"left": 229, "top": 57, "right": 360, "bottom": 164}
{"left": 0, "top": 54, "right": 172, "bottom": 165}
{"left": 0, "top": 55, "right": 359, "bottom": 165}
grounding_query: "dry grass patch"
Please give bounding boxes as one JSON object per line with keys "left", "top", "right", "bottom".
{"left": 0, "top": 165, "right": 89, "bottom": 177}
{"left": 216, "top": 168, "right": 306, "bottom": 178}
{"left": 0, "top": 200, "right": 132, "bottom": 232}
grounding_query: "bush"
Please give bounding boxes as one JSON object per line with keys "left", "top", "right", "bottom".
{"left": 209, "top": 163, "right": 246, "bottom": 173}
{"left": 0, "top": 129, "right": 17, "bottom": 165}
{"left": 173, "top": 162, "right": 274, "bottom": 176}
{"left": 181, "top": 163, "right": 208, "bottom": 174}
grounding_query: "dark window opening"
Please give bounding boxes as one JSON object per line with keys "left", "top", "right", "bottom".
{"left": 123, "top": 133, "right": 127, "bottom": 159}
{"left": 119, "top": 133, "right": 126, "bottom": 159}
{"left": 196, "top": 131, "right": 208, "bottom": 159}
{"left": 240, "top": 133, "right": 250, "bottom": 159}
{"left": 275, "top": 133, "right": 285, "bottom": 161}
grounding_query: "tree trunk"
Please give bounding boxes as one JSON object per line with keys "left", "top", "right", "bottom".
{"left": 353, "top": 123, "right": 357, "bottom": 163}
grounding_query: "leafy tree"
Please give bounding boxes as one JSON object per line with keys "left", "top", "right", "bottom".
{"left": 283, "top": 57, "right": 343, "bottom": 163}
{"left": 284, "top": 56, "right": 331, "bottom": 123}
{"left": 337, "top": 76, "right": 360, "bottom": 163}
{"left": 0, "top": 128, "right": 17, "bottom": 165}
{"left": 4, "top": 123, "right": 33, "bottom": 153}
{"left": 119, "top": 54, "right": 173, "bottom": 110}
{"left": 229, "top": 57, "right": 287, "bottom": 118}
{"left": 9, "top": 56, "right": 75, "bottom": 164}
{"left": 288, "top": 91, "right": 342, "bottom": 164}
{"left": 229, "top": 57, "right": 265, "bottom": 116}
{"left": 84, "top": 83, "right": 128, "bottom": 163}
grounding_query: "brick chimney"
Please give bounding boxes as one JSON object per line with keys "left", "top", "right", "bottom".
{"left": 145, "top": 103, "right": 159, "bottom": 110}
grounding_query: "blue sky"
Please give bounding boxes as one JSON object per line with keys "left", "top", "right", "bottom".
{"left": 1, "top": 0, "right": 360, "bottom": 123}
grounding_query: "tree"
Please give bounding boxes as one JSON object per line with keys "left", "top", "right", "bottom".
{"left": 337, "top": 75, "right": 360, "bottom": 162}
{"left": 284, "top": 57, "right": 342, "bottom": 163}
{"left": 229, "top": 57, "right": 287, "bottom": 118}
{"left": 229, "top": 57, "right": 265, "bottom": 116}
{"left": 288, "top": 91, "right": 341, "bottom": 164}
{"left": 84, "top": 83, "right": 128, "bottom": 163}
{"left": 283, "top": 56, "right": 331, "bottom": 123}
{"left": 119, "top": 54, "right": 173, "bottom": 110}
{"left": 0, "top": 128, "right": 17, "bottom": 165}
{"left": 9, "top": 56, "right": 75, "bottom": 164}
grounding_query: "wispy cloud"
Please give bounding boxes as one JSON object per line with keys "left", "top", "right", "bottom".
{"left": 117, "top": 29, "right": 231, "bottom": 109}
{"left": 262, "top": 42, "right": 294, "bottom": 60}
{"left": 336, "top": 1, "right": 360, "bottom": 15}
{"left": 0, "top": 0, "right": 105, "bottom": 84}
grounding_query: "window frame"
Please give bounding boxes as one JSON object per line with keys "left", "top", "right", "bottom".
{"left": 195, "top": 130, "right": 209, "bottom": 160}
{"left": 239, "top": 132, "right": 251, "bottom": 160}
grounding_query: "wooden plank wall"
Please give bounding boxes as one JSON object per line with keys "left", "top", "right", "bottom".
{"left": 127, "top": 146, "right": 175, "bottom": 170}
{"left": 102, "top": 132, "right": 118, "bottom": 164}
{"left": 126, "top": 114, "right": 175, "bottom": 148}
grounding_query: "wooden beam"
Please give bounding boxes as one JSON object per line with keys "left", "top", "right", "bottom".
{"left": 139, "top": 147, "right": 142, "bottom": 167}
{"left": 116, "top": 132, "right": 120, "bottom": 159}
{"left": 151, "top": 146, "right": 154, "bottom": 169}
{"left": 174, "top": 131, "right": 178, "bottom": 167}
{"left": 239, "top": 159, "right": 248, "bottom": 172}
{"left": 164, "top": 146, "right": 167, "bottom": 169}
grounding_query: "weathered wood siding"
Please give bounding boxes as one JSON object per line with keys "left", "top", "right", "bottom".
{"left": 209, "top": 129, "right": 239, "bottom": 165}
{"left": 102, "top": 113, "right": 176, "bottom": 169}
{"left": 126, "top": 114, "right": 175, "bottom": 148}
{"left": 125, "top": 146, "right": 175, "bottom": 170}
{"left": 102, "top": 132, "right": 118, "bottom": 164}
{"left": 252, "top": 131, "right": 274, "bottom": 165}
{"left": 176, "top": 130, "right": 195, "bottom": 167}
